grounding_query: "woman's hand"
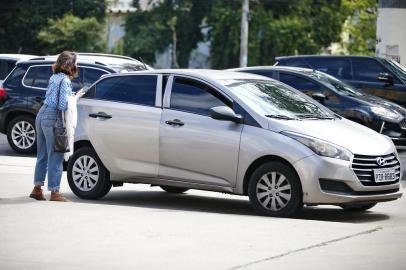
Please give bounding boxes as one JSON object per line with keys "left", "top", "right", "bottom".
{"left": 75, "top": 88, "right": 86, "bottom": 98}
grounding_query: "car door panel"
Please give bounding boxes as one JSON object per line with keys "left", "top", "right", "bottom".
{"left": 159, "top": 76, "right": 243, "bottom": 187}
{"left": 160, "top": 109, "right": 242, "bottom": 187}
{"left": 83, "top": 99, "right": 161, "bottom": 179}
{"left": 80, "top": 74, "right": 161, "bottom": 180}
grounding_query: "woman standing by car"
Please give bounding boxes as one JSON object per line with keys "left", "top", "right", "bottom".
{"left": 29, "top": 51, "right": 82, "bottom": 202}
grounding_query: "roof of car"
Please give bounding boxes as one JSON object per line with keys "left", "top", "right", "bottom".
{"left": 0, "top": 54, "right": 38, "bottom": 61}
{"left": 229, "top": 66, "right": 314, "bottom": 73}
{"left": 275, "top": 55, "right": 384, "bottom": 61}
{"left": 102, "top": 69, "right": 269, "bottom": 81}
{"left": 16, "top": 53, "right": 150, "bottom": 72}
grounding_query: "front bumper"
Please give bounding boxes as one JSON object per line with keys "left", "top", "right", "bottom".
{"left": 294, "top": 154, "right": 403, "bottom": 205}
{"left": 371, "top": 119, "right": 406, "bottom": 148}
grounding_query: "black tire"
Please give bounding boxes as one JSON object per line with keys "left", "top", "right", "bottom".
{"left": 67, "top": 147, "right": 111, "bottom": 200}
{"left": 340, "top": 203, "right": 377, "bottom": 212}
{"left": 248, "top": 162, "right": 303, "bottom": 218}
{"left": 160, "top": 186, "right": 189, "bottom": 194}
{"left": 7, "top": 115, "right": 37, "bottom": 154}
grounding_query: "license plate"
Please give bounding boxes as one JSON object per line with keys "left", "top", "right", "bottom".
{"left": 374, "top": 168, "right": 397, "bottom": 183}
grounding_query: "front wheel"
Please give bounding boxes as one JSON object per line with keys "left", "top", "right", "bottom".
{"left": 248, "top": 162, "right": 303, "bottom": 218}
{"left": 67, "top": 147, "right": 111, "bottom": 199}
{"left": 340, "top": 203, "right": 377, "bottom": 212}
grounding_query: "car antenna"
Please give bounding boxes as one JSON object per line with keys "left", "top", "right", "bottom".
{"left": 139, "top": 57, "right": 148, "bottom": 70}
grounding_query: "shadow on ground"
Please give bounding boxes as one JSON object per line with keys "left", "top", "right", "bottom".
{"left": 57, "top": 189, "right": 390, "bottom": 223}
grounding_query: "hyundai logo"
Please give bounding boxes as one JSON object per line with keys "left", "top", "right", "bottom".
{"left": 376, "top": 157, "right": 387, "bottom": 166}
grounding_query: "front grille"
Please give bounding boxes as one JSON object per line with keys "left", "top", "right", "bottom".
{"left": 351, "top": 153, "right": 401, "bottom": 186}
{"left": 400, "top": 118, "right": 406, "bottom": 130}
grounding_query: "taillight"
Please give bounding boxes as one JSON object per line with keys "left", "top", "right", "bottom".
{"left": 0, "top": 87, "right": 7, "bottom": 101}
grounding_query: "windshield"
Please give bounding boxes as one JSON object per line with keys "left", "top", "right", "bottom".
{"left": 381, "top": 58, "right": 406, "bottom": 82}
{"left": 305, "top": 70, "right": 364, "bottom": 97}
{"left": 221, "top": 79, "right": 335, "bottom": 119}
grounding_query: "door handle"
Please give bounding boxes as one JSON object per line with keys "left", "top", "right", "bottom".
{"left": 165, "top": 119, "right": 184, "bottom": 126}
{"left": 89, "top": 112, "right": 112, "bottom": 119}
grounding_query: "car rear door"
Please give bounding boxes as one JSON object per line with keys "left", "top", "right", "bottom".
{"left": 80, "top": 74, "right": 162, "bottom": 180}
{"left": 159, "top": 75, "right": 243, "bottom": 188}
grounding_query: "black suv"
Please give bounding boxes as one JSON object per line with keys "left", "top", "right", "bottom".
{"left": 0, "top": 53, "right": 148, "bottom": 153}
{"left": 275, "top": 55, "right": 406, "bottom": 107}
{"left": 231, "top": 66, "right": 406, "bottom": 148}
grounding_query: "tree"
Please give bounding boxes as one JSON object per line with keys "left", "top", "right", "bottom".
{"left": 342, "top": 0, "right": 377, "bottom": 55}
{"left": 38, "top": 13, "right": 105, "bottom": 54}
{"left": 124, "top": 0, "right": 212, "bottom": 67}
{"left": 208, "top": 0, "right": 348, "bottom": 68}
{"left": 0, "top": 0, "right": 107, "bottom": 54}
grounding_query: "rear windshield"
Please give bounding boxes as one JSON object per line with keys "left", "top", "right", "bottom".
{"left": 3, "top": 66, "right": 27, "bottom": 88}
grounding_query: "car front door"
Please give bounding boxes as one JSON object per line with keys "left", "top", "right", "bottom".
{"left": 351, "top": 58, "right": 405, "bottom": 105}
{"left": 159, "top": 75, "right": 243, "bottom": 188}
{"left": 80, "top": 74, "right": 162, "bottom": 180}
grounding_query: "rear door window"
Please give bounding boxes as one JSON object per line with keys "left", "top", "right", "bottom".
{"left": 83, "top": 68, "right": 108, "bottom": 87}
{"left": 278, "top": 58, "right": 310, "bottom": 68}
{"left": 306, "top": 57, "right": 352, "bottom": 80}
{"left": 170, "top": 77, "right": 231, "bottom": 116}
{"left": 23, "top": 65, "right": 52, "bottom": 89}
{"left": 95, "top": 75, "right": 157, "bottom": 106}
{"left": 352, "top": 58, "right": 387, "bottom": 82}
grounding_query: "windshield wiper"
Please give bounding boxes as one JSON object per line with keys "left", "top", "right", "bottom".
{"left": 296, "top": 114, "right": 334, "bottom": 120}
{"left": 266, "top": 114, "right": 298, "bottom": 120}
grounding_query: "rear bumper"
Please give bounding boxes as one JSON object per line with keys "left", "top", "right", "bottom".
{"left": 294, "top": 154, "right": 403, "bottom": 205}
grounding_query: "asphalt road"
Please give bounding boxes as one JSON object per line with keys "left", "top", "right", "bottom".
{"left": 0, "top": 134, "right": 405, "bottom": 270}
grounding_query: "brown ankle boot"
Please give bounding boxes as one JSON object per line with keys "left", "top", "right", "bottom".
{"left": 29, "top": 186, "right": 46, "bottom": 201}
{"left": 50, "top": 191, "right": 69, "bottom": 202}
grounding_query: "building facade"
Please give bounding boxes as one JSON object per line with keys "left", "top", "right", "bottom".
{"left": 376, "top": 0, "right": 406, "bottom": 65}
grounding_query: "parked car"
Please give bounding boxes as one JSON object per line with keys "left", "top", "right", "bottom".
{"left": 0, "top": 54, "right": 37, "bottom": 84}
{"left": 275, "top": 55, "right": 406, "bottom": 106}
{"left": 67, "top": 69, "right": 402, "bottom": 217}
{"left": 0, "top": 53, "right": 148, "bottom": 153}
{"left": 230, "top": 66, "right": 406, "bottom": 148}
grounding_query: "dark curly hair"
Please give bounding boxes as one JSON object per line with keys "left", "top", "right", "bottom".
{"left": 52, "top": 51, "right": 78, "bottom": 78}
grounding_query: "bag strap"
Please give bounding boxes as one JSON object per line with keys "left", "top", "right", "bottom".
{"left": 56, "top": 78, "right": 66, "bottom": 128}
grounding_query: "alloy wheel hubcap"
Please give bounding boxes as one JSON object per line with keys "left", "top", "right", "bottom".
{"left": 11, "top": 121, "right": 36, "bottom": 149}
{"left": 256, "top": 171, "right": 291, "bottom": 211}
{"left": 72, "top": 155, "right": 99, "bottom": 191}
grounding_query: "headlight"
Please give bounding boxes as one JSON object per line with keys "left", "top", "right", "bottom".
{"left": 371, "top": 106, "right": 402, "bottom": 120}
{"left": 282, "top": 131, "right": 352, "bottom": 161}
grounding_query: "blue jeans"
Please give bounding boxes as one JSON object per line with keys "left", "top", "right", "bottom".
{"left": 33, "top": 105, "right": 64, "bottom": 191}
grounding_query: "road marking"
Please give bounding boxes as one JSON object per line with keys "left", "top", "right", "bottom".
{"left": 228, "top": 227, "right": 383, "bottom": 270}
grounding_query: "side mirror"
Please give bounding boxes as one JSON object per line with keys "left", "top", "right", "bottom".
{"left": 311, "top": 92, "right": 327, "bottom": 104}
{"left": 210, "top": 106, "right": 243, "bottom": 123}
{"left": 378, "top": 73, "right": 394, "bottom": 85}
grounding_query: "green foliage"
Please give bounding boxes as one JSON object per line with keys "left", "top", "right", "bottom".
{"left": 38, "top": 13, "right": 105, "bottom": 54}
{"left": 0, "top": 0, "right": 107, "bottom": 54}
{"left": 209, "top": 0, "right": 348, "bottom": 68}
{"left": 124, "top": 0, "right": 212, "bottom": 67}
{"left": 342, "top": 0, "right": 377, "bottom": 55}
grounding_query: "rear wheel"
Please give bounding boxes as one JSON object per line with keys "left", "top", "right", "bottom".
{"left": 67, "top": 147, "right": 111, "bottom": 199}
{"left": 7, "top": 115, "right": 37, "bottom": 154}
{"left": 160, "top": 186, "right": 189, "bottom": 194}
{"left": 340, "top": 203, "right": 377, "bottom": 212}
{"left": 248, "top": 162, "right": 303, "bottom": 218}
